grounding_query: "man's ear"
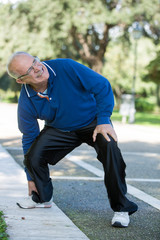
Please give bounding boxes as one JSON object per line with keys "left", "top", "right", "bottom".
{"left": 16, "top": 78, "right": 23, "bottom": 84}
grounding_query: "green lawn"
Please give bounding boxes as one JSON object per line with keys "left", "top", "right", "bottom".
{"left": 111, "top": 110, "right": 160, "bottom": 127}
{"left": 0, "top": 212, "right": 8, "bottom": 240}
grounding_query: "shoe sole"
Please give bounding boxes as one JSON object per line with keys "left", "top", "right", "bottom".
{"left": 16, "top": 202, "right": 52, "bottom": 209}
{"left": 112, "top": 221, "right": 128, "bottom": 228}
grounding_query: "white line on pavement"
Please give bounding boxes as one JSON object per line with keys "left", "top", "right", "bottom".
{"left": 72, "top": 149, "right": 160, "bottom": 157}
{"left": 5, "top": 147, "right": 160, "bottom": 157}
{"left": 67, "top": 154, "right": 104, "bottom": 178}
{"left": 123, "top": 152, "right": 160, "bottom": 157}
{"left": 5, "top": 147, "right": 23, "bottom": 151}
{"left": 50, "top": 175, "right": 160, "bottom": 183}
{"left": 51, "top": 176, "right": 103, "bottom": 181}
{"left": 4, "top": 147, "right": 160, "bottom": 210}
{"left": 67, "top": 154, "right": 160, "bottom": 211}
{"left": 127, "top": 185, "right": 160, "bottom": 211}
{"left": 5, "top": 147, "right": 160, "bottom": 182}
{"left": 126, "top": 178, "right": 160, "bottom": 182}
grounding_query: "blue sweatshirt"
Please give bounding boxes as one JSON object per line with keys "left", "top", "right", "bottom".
{"left": 18, "top": 58, "right": 114, "bottom": 180}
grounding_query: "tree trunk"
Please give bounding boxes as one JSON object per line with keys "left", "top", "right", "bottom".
{"left": 70, "top": 23, "right": 111, "bottom": 74}
{"left": 157, "top": 84, "right": 160, "bottom": 107}
{"left": 91, "top": 58, "right": 103, "bottom": 74}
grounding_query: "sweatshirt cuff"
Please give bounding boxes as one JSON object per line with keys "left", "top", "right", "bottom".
{"left": 24, "top": 167, "right": 33, "bottom": 181}
{"left": 97, "top": 116, "right": 111, "bottom": 125}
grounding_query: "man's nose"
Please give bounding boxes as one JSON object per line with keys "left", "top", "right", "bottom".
{"left": 33, "top": 64, "right": 41, "bottom": 72}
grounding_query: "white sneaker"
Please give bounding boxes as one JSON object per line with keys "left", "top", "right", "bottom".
{"left": 111, "top": 212, "right": 130, "bottom": 227}
{"left": 16, "top": 196, "right": 53, "bottom": 209}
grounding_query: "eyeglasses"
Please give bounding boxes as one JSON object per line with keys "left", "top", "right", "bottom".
{"left": 17, "top": 56, "right": 40, "bottom": 80}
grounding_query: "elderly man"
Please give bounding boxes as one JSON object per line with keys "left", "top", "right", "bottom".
{"left": 7, "top": 52, "right": 137, "bottom": 227}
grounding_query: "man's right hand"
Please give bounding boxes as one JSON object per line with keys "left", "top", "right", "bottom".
{"left": 28, "top": 181, "right": 39, "bottom": 196}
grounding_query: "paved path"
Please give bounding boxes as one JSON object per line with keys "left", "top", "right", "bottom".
{"left": 0, "top": 103, "right": 160, "bottom": 240}
{"left": 0, "top": 103, "right": 90, "bottom": 240}
{"left": 0, "top": 144, "right": 89, "bottom": 240}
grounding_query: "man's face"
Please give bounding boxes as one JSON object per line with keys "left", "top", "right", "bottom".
{"left": 13, "top": 54, "right": 49, "bottom": 85}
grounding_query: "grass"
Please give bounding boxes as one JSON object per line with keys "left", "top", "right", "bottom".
{"left": 111, "top": 110, "right": 160, "bottom": 127}
{"left": 0, "top": 211, "right": 9, "bottom": 240}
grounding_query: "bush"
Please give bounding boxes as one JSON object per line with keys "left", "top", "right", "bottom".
{"left": 0, "top": 90, "right": 19, "bottom": 103}
{"left": 0, "top": 211, "right": 9, "bottom": 240}
{"left": 135, "top": 98, "right": 155, "bottom": 112}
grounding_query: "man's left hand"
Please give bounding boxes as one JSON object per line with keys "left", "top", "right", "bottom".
{"left": 92, "top": 124, "right": 118, "bottom": 142}
{"left": 28, "top": 181, "right": 39, "bottom": 196}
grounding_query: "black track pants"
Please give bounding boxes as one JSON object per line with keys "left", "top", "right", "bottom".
{"left": 24, "top": 119, "right": 138, "bottom": 215}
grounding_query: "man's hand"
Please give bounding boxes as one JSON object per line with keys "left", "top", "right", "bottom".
{"left": 92, "top": 124, "right": 118, "bottom": 142}
{"left": 28, "top": 181, "right": 39, "bottom": 196}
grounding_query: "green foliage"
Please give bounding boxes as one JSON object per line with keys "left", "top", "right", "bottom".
{"left": 0, "top": 74, "right": 11, "bottom": 91}
{"left": 0, "top": 89, "right": 20, "bottom": 103}
{"left": 0, "top": 0, "right": 160, "bottom": 71}
{"left": 0, "top": 0, "right": 160, "bottom": 104}
{"left": 102, "top": 37, "right": 157, "bottom": 103}
{"left": 143, "top": 51, "right": 160, "bottom": 85}
{"left": 143, "top": 50, "right": 160, "bottom": 106}
{"left": 135, "top": 97, "right": 155, "bottom": 112}
{"left": 0, "top": 211, "right": 9, "bottom": 240}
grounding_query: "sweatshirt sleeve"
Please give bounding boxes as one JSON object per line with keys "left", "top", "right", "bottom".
{"left": 18, "top": 93, "right": 40, "bottom": 181}
{"left": 67, "top": 59, "right": 114, "bottom": 124}
{"left": 18, "top": 103, "right": 40, "bottom": 155}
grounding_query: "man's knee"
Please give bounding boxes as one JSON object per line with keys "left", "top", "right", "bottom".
{"left": 96, "top": 133, "right": 117, "bottom": 149}
{"left": 24, "top": 150, "right": 44, "bottom": 170}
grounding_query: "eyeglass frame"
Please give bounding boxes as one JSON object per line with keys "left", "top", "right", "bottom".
{"left": 17, "top": 56, "right": 40, "bottom": 80}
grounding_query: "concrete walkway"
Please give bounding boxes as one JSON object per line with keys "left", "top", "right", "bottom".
{"left": 0, "top": 144, "right": 89, "bottom": 240}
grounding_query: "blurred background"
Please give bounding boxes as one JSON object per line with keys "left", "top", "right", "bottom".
{"left": 0, "top": 0, "right": 160, "bottom": 125}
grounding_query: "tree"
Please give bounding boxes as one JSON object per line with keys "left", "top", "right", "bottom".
{"left": 1, "top": 0, "right": 160, "bottom": 73}
{"left": 102, "top": 37, "right": 157, "bottom": 104}
{"left": 143, "top": 51, "right": 160, "bottom": 106}
{"left": 0, "top": 0, "right": 160, "bottom": 104}
{"left": 63, "top": 0, "right": 160, "bottom": 72}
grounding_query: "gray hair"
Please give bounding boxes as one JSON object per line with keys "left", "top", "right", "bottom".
{"left": 6, "top": 51, "right": 32, "bottom": 79}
